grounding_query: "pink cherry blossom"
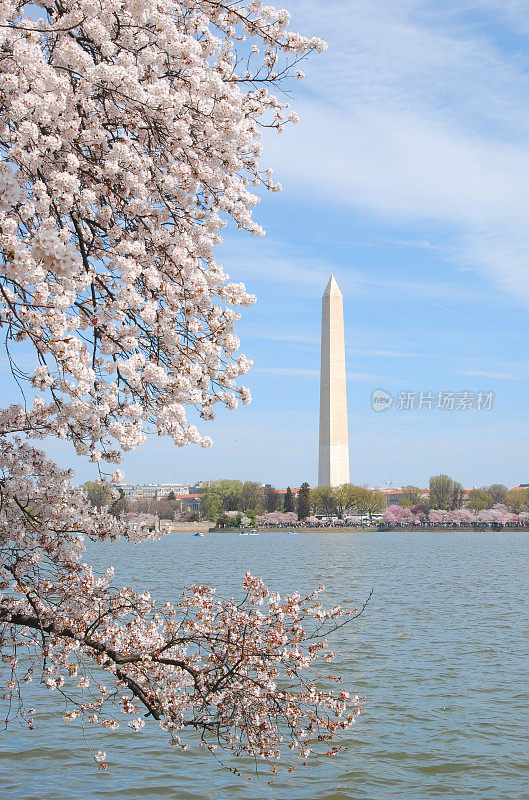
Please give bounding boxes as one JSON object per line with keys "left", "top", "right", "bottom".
{"left": 382, "top": 505, "right": 414, "bottom": 525}
{"left": 263, "top": 511, "right": 299, "bottom": 525}
{"left": 0, "top": 0, "right": 366, "bottom": 776}
{"left": 0, "top": 0, "right": 325, "bottom": 460}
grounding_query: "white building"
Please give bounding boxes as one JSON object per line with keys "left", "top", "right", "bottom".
{"left": 113, "top": 482, "right": 190, "bottom": 500}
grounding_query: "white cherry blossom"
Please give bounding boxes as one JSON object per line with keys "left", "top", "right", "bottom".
{"left": 0, "top": 0, "right": 362, "bottom": 775}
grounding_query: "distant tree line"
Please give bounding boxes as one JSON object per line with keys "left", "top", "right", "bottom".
{"left": 396, "top": 476, "right": 523, "bottom": 514}
{"left": 200, "top": 480, "right": 305, "bottom": 521}
{"left": 310, "top": 485, "right": 386, "bottom": 519}
{"left": 83, "top": 475, "right": 525, "bottom": 524}
{"left": 427, "top": 475, "right": 520, "bottom": 511}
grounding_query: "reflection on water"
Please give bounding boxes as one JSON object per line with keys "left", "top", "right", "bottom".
{"left": 1, "top": 530, "right": 528, "bottom": 800}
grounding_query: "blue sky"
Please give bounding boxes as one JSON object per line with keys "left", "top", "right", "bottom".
{"left": 6, "top": 0, "right": 529, "bottom": 489}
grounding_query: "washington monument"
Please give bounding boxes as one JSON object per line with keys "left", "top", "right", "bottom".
{"left": 318, "top": 275, "right": 350, "bottom": 487}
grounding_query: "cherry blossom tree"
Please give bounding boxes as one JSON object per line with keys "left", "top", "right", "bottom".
{"left": 382, "top": 505, "right": 414, "bottom": 525}
{"left": 263, "top": 510, "right": 298, "bottom": 526}
{"left": 0, "top": 0, "right": 365, "bottom": 774}
{"left": 428, "top": 509, "right": 447, "bottom": 525}
{"left": 455, "top": 508, "right": 475, "bottom": 525}
{"left": 477, "top": 505, "right": 512, "bottom": 526}
{"left": 383, "top": 503, "right": 526, "bottom": 529}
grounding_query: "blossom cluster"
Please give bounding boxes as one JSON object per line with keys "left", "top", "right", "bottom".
{"left": 1, "top": 465, "right": 362, "bottom": 769}
{"left": 0, "top": 1, "right": 362, "bottom": 775}
{"left": 0, "top": 0, "right": 324, "bottom": 461}
{"left": 382, "top": 504, "right": 528, "bottom": 526}
{"left": 256, "top": 511, "right": 299, "bottom": 525}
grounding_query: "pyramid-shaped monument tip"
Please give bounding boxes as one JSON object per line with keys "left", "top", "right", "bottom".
{"left": 323, "top": 274, "right": 341, "bottom": 296}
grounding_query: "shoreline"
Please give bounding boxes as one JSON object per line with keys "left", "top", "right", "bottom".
{"left": 161, "top": 522, "right": 529, "bottom": 534}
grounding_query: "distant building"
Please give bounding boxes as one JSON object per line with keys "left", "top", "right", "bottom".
{"left": 189, "top": 481, "right": 207, "bottom": 493}
{"left": 381, "top": 489, "right": 406, "bottom": 506}
{"left": 113, "top": 482, "right": 190, "bottom": 500}
{"left": 113, "top": 482, "right": 135, "bottom": 498}
{"left": 174, "top": 494, "right": 202, "bottom": 513}
{"left": 379, "top": 487, "right": 476, "bottom": 507}
{"left": 155, "top": 482, "right": 190, "bottom": 497}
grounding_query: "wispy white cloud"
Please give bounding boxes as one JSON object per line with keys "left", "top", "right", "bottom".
{"left": 458, "top": 369, "right": 520, "bottom": 380}
{"left": 220, "top": 238, "right": 363, "bottom": 296}
{"left": 259, "top": 0, "right": 529, "bottom": 304}
{"left": 246, "top": 330, "right": 320, "bottom": 345}
{"left": 222, "top": 235, "right": 493, "bottom": 304}
{"left": 253, "top": 366, "right": 382, "bottom": 381}
{"left": 287, "top": 0, "right": 529, "bottom": 134}
{"left": 421, "top": 299, "right": 529, "bottom": 345}
{"left": 350, "top": 371, "right": 384, "bottom": 382}
{"left": 253, "top": 367, "right": 319, "bottom": 378}
{"left": 347, "top": 347, "right": 422, "bottom": 359}
{"left": 390, "top": 238, "right": 445, "bottom": 251}
{"left": 480, "top": 0, "right": 529, "bottom": 39}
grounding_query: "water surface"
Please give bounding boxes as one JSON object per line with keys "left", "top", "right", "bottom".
{"left": 2, "top": 530, "right": 528, "bottom": 799}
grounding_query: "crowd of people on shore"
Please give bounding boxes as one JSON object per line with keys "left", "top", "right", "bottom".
{"left": 381, "top": 504, "right": 529, "bottom": 528}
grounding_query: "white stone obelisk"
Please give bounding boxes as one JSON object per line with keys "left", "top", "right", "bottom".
{"left": 318, "top": 275, "right": 350, "bottom": 487}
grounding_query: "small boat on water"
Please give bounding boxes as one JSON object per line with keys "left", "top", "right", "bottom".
{"left": 287, "top": 530, "right": 297, "bottom": 535}
{"left": 193, "top": 532, "right": 204, "bottom": 537}
{"left": 237, "top": 531, "right": 249, "bottom": 536}
{"left": 248, "top": 530, "right": 259, "bottom": 536}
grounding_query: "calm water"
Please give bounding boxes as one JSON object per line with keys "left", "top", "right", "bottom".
{"left": 1, "top": 530, "right": 528, "bottom": 800}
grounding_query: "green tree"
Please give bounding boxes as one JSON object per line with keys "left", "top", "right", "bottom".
{"left": 201, "top": 490, "right": 222, "bottom": 521}
{"left": 467, "top": 489, "right": 494, "bottom": 511}
{"left": 505, "top": 490, "right": 527, "bottom": 514}
{"left": 297, "top": 482, "right": 311, "bottom": 520}
{"left": 83, "top": 480, "right": 113, "bottom": 509}
{"left": 200, "top": 479, "right": 265, "bottom": 519}
{"left": 351, "top": 486, "right": 370, "bottom": 517}
{"left": 217, "top": 512, "right": 241, "bottom": 528}
{"left": 487, "top": 484, "right": 508, "bottom": 504}
{"left": 167, "top": 490, "right": 176, "bottom": 501}
{"left": 283, "top": 486, "right": 294, "bottom": 512}
{"left": 345, "top": 487, "right": 385, "bottom": 519}
{"left": 264, "top": 486, "right": 281, "bottom": 512}
{"left": 452, "top": 481, "right": 465, "bottom": 509}
{"left": 241, "top": 481, "right": 265, "bottom": 513}
{"left": 200, "top": 480, "right": 243, "bottom": 515}
{"left": 245, "top": 510, "right": 257, "bottom": 527}
{"left": 310, "top": 486, "right": 337, "bottom": 516}
{"left": 219, "top": 480, "right": 244, "bottom": 511}
{"left": 400, "top": 485, "right": 423, "bottom": 508}
{"left": 334, "top": 484, "right": 358, "bottom": 517}
{"left": 363, "top": 489, "right": 386, "bottom": 518}
{"left": 429, "top": 474, "right": 455, "bottom": 510}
